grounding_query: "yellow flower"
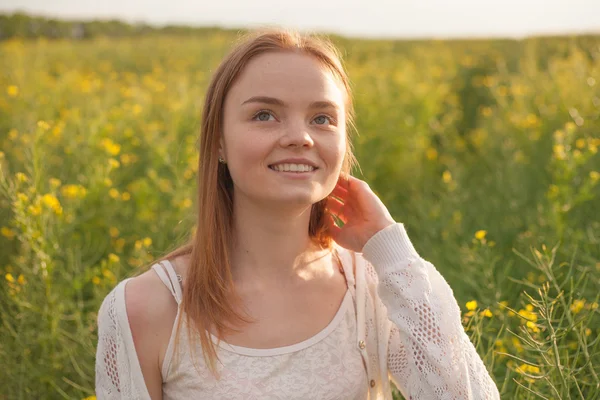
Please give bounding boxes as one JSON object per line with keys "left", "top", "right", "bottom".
{"left": 425, "top": 148, "right": 438, "bottom": 160}
{"left": 512, "top": 337, "right": 523, "bottom": 352}
{"left": 41, "top": 194, "right": 63, "bottom": 215}
{"left": 442, "top": 170, "right": 452, "bottom": 183}
{"left": 565, "top": 121, "right": 576, "bottom": 133}
{"left": 518, "top": 363, "right": 540, "bottom": 374}
{"left": 92, "top": 276, "right": 101, "bottom": 285}
{"left": 575, "top": 138, "right": 586, "bottom": 149}
{"left": 590, "top": 171, "right": 600, "bottom": 182}
{"left": 1, "top": 227, "right": 16, "bottom": 239}
{"left": 28, "top": 204, "right": 42, "bottom": 216}
{"left": 41, "top": 193, "right": 60, "bottom": 208}
{"left": 570, "top": 299, "right": 585, "bottom": 314}
{"left": 466, "top": 300, "right": 478, "bottom": 311}
{"left": 108, "top": 159, "right": 121, "bottom": 169}
{"left": 102, "top": 269, "right": 115, "bottom": 279}
{"left": 474, "top": 230, "right": 487, "bottom": 240}
{"left": 109, "top": 188, "right": 120, "bottom": 199}
{"left": 108, "top": 253, "right": 120, "bottom": 263}
{"left": 49, "top": 178, "right": 62, "bottom": 189}
{"left": 518, "top": 307, "right": 537, "bottom": 322}
{"left": 135, "top": 240, "right": 143, "bottom": 250}
{"left": 61, "top": 184, "right": 87, "bottom": 199}
{"left": 37, "top": 120, "right": 50, "bottom": 131}
{"left": 183, "top": 169, "right": 194, "bottom": 180}
{"left": 181, "top": 198, "right": 192, "bottom": 209}
{"left": 7, "top": 85, "right": 19, "bottom": 97}
{"left": 585, "top": 328, "right": 592, "bottom": 337}
{"left": 109, "top": 227, "right": 120, "bottom": 238}
{"left": 15, "top": 172, "right": 29, "bottom": 183}
{"left": 142, "top": 237, "right": 152, "bottom": 247}
{"left": 100, "top": 138, "right": 121, "bottom": 156}
{"left": 133, "top": 104, "right": 143, "bottom": 115}
{"left": 5, "top": 273, "right": 15, "bottom": 283}
{"left": 480, "top": 309, "right": 493, "bottom": 318}
{"left": 83, "top": 395, "right": 97, "bottom": 400}
{"left": 121, "top": 192, "right": 131, "bottom": 201}
{"left": 553, "top": 144, "right": 566, "bottom": 160}
{"left": 120, "top": 153, "right": 137, "bottom": 165}
{"left": 52, "top": 123, "right": 63, "bottom": 138}
{"left": 526, "top": 321, "right": 540, "bottom": 333}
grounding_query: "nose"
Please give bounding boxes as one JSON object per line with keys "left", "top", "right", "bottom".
{"left": 279, "top": 121, "right": 314, "bottom": 148}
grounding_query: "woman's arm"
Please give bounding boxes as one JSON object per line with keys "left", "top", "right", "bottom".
{"left": 362, "top": 223, "right": 500, "bottom": 399}
{"left": 95, "top": 271, "right": 174, "bottom": 400}
{"left": 124, "top": 272, "right": 169, "bottom": 400}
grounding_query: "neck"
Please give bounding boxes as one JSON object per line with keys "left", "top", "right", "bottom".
{"left": 229, "top": 195, "right": 331, "bottom": 290}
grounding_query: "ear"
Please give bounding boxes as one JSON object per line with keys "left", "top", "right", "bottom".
{"left": 218, "top": 137, "right": 225, "bottom": 158}
{"left": 217, "top": 139, "right": 225, "bottom": 158}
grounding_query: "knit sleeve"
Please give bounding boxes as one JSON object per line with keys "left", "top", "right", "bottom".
{"left": 361, "top": 223, "right": 500, "bottom": 399}
{"left": 95, "top": 282, "right": 149, "bottom": 400}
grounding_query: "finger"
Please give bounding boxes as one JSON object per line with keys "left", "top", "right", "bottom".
{"left": 331, "top": 183, "right": 348, "bottom": 200}
{"left": 345, "top": 174, "right": 367, "bottom": 191}
{"left": 325, "top": 196, "right": 347, "bottom": 222}
{"left": 325, "top": 213, "right": 342, "bottom": 239}
{"left": 337, "top": 173, "right": 351, "bottom": 191}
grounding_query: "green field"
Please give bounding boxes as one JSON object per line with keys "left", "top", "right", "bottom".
{"left": 0, "top": 25, "right": 599, "bottom": 399}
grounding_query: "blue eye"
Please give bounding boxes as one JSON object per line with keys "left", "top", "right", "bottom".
{"left": 314, "top": 115, "right": 333, "bottom": 125}
{"left": 253, "top": 111, "right": 275, "bottom": 121}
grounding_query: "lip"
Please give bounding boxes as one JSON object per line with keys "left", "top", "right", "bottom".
{"left": 268, "top": 158, "right": 319, "bottom": 169}
{"left": 268, "top": 168, "right": 317, "bottom": 179}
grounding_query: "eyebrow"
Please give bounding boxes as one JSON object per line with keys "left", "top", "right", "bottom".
{"left": 241, "top": 96, "right": 340, "bottom": 110}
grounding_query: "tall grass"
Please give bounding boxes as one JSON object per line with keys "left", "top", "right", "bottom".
{"left": 0, "top": 32, "right": 598, "bottom": 399}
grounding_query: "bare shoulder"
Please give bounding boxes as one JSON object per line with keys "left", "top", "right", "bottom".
{"left": 125, "top": 267, "right": 178, "bottom": 329}
{"left": 125, "top": 254, "right": 190, "bottom": 320}
{"left": 125, "top": 263, "right": 181, "bottom": 399}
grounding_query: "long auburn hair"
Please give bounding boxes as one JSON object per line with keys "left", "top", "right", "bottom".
{"left": 152, "top": 27, "right": 359, "bottom": 379}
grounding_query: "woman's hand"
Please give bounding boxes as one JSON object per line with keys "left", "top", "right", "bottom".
{"left": 324, "top": 173, "right": 396, "bottom": 253}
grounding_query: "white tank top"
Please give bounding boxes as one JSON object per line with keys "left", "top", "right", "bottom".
{"left": 152, "top": 253, "right": 369, "bottom": 400}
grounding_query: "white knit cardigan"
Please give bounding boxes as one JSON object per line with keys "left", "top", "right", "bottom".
{"left": 95, "top": 223, "right": 501, "bottom": 399}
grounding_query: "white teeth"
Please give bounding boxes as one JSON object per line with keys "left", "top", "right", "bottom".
{"left": 270, "top": 163, "right": 316, "bottom": 172}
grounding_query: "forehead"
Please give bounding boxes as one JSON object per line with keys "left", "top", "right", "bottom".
{"left": 226, "top": 51, "right": 346, "bottom": 108}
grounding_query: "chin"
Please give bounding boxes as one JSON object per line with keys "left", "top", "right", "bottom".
{"left": 263, "top": 192, "right": 322, "bottom": 208}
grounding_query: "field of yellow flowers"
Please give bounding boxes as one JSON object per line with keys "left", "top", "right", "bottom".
{"left": 0, "top": 31, "right": 598, "bottom": 399}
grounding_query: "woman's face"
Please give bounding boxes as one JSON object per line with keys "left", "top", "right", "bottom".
{"left": 220, "top": 51, "right": 347, "bottom": 209}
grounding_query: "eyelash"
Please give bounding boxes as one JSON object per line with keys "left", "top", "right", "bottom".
{"left": 252, "top": 110, "right": 337, "bottom": 126}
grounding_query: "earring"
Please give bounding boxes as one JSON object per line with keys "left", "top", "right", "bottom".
{"left": 218, "top": 156, "right": 226, "bottom": 164}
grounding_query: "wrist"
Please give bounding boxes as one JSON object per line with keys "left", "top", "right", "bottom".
{"left": 362, "top": 223, "right": 420, "bottom": 266}
{"left": 364, "top": 219, "right": 396, "bottom": 248}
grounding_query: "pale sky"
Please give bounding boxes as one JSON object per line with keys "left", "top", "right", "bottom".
{"left": 1, "top": 0, "right": 598, "bottom": 39}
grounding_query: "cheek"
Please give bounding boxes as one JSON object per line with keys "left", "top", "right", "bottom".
{"left": 227, "top": 132, "right": 270, "bottom": 171}
{"left": 327, "top": 136, "right": 347, "bottom": 169}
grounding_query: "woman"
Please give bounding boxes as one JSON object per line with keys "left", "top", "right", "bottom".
{"left": 95, "top": 28, "right": 501, "bottom": 399}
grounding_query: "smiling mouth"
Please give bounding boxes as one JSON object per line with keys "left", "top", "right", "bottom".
{"left": 268, "top": 165, "right": 318, "bottom": 173}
